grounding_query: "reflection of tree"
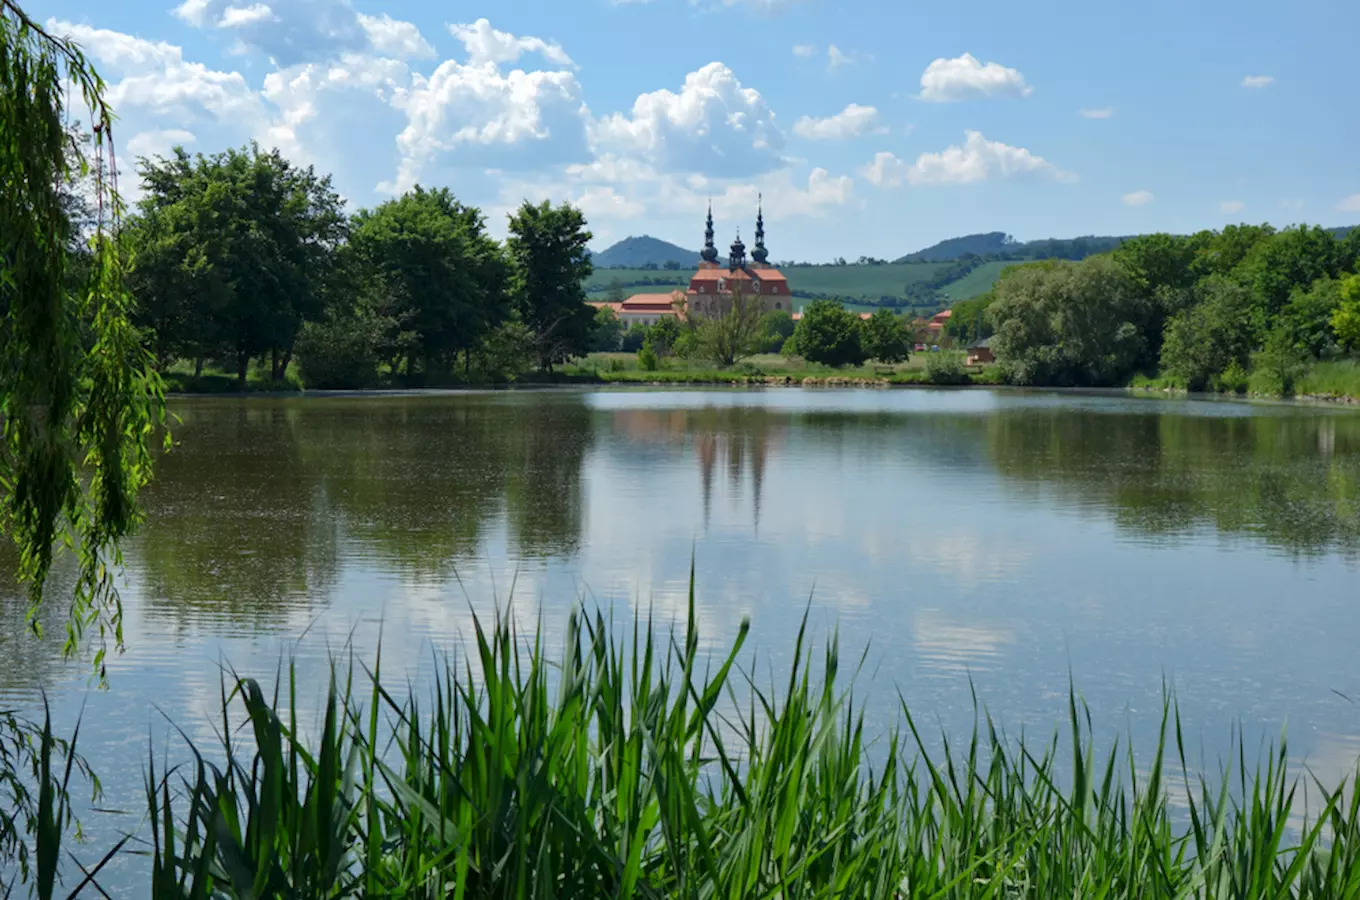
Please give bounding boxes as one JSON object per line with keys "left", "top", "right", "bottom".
{"left": 0, "top": 544, "right": 74, "bottom": 697}
{"left": 984, "top": 409, "right": 1360, "bottom": 557}
{"left": 132, "top": 401, "right": 338, "bottom": 628}
{"left": 503, "top": 397, "right": 594, "bottom": 559}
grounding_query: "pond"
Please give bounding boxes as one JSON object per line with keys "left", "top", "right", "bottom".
{"left": 3, "top": 386, "right": 1360, "bottom": 889}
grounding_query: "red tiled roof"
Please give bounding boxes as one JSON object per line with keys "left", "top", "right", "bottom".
{"left": 790, "top": 311, "right": 872, "bottom": 321}
{"left": 931, "top": 309, "right": 953, "bottom": 320}
{"left": 689, "top": 266, "right": 786, "bottom": 282}
{"left": 620, "top": 293, "right": 680, "bottom": 311}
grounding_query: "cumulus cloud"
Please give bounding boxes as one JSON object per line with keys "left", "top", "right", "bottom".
{"left": 358, "top": 13, "right": 434, "bottom": 59}
{"left": 1123, "top": 189, "right": 1154, "bottom": 206}
{"left": 382, "top": 59, "right": 589, "bottom": 193}
{"left": 448, "top": 18, "right": 574, "bottom": 68}
{"left": 919, "top": 53, "right": 1032, "bottom": 102}
{"left": 172, "top": 0, "right": 378, "bottom": 64}
{"left": 1079, "top": 107, "right": 1113, "bottom": 119}
{"left": 1241, "top": 75, "right": 1275, "bottom": 88}
{"left": 1339, "top": 195, "right": 1360, "bottom": 213}
{"left": 263, "top": 52, "right": 411, "bottom": 166}
{"left": 590, "top": 62, "right": 785, "bottom": 177}
{"left": 1220, "top": 200, "right": 1245, "bottom": 214}
{"left": 860, "top": 131, "right": 1072, "bottom": 188}
{"left": 792, "top": 104, "right": 882, "bottom": 140}
{"left": 791, "top": 43, "right": 816, "bottom": 58}
{"left": 49, "top": 20, "right": 265, "bottom": 125}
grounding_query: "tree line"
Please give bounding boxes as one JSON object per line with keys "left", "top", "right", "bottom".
{"left": 951, "top": 225, "right": 1360, "bottom": 392}
{"left": 124, "top": 144, "right": 596, "bottom": 389}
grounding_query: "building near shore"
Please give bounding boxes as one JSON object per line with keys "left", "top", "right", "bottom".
{"left": 593, "top": 199, "right": 793, "bottom": 325}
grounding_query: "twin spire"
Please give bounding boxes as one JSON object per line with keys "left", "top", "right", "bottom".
{"left": 701, "top": 195, "right": 768, "bottom": 268}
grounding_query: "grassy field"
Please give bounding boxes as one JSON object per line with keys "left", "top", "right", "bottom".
{"left": 8, "top": 598, "right": 1360, "bottom": 898}
{"left": 161, "top": 359, "right": 304, "bottom": 393}
{"left": 939, "top": 259, "right": 1016, "bottom": 299}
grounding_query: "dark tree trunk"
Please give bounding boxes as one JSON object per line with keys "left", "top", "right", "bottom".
{"left": 271, "top": 348, "right": 283, "bottom": 381}
{"left": 194, "top": 355, "right": 205, "bottom": 378}
{"left": 236, "top": 350, "right": 249, "bottom": 389}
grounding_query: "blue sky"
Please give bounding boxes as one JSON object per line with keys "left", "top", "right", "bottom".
{"left": 35, "top": 0, "right": 1360, "bottom": 261}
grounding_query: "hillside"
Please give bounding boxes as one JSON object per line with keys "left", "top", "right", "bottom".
{"left": 896, "top": 232, "right": 1130, "bottom": 264}
{"left": 593, "top": 235, "right": 707, "bottom": 268}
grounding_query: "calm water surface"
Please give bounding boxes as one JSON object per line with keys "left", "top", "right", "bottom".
{"left": 4, "top": 387, "right": 1360, "bottom": 888}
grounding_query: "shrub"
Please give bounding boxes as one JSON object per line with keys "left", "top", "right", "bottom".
{"left": 294, "top": 314, "right": 380, "bottom": 389}
{"left": 638, "top": 341, "right": 659, "bottom": 371}
{"left": 924, "top": 351, "right": 968, "bottom": 385}
{"left": 794, "top": 299, "right": 866, "bottom": 367}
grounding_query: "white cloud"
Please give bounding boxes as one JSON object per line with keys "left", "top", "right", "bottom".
{"left": 858, "top": 151, "right": 907, "bottom": 188}
{"left": 792, "top": 104, "right": 882, "bottom": 140}
{"left": 1282, "top": 198, "right": 1305, "bottom": 212}
{"left": 827, "top": 44, "right": 853, "bottom": 71}
{"left": 1079, "top": 107, "right": 1113, "bottom": 119}
{"left": 172, "top": 0, "right": 374, "bottom": 64}
{"left": 127, "top": 129, "right": 198, "bottom": 160}
{"left": 574, "top": 186, "right": 646, "bottom": 220}
{"left": 218, "top": 4, "right": 275, "bottom": 28}
{"left": 1123, "top": 189, "right": 1154, "bottom": 207}
{"left": 1220, "top": 200, "right": 1246, "bottom": 214}
{"left": 590, "top": 62, "right": 785, "bottom": 177}
{"left": 383, "top": 59, "right": 589, "bottom": 193}
{"left": 1339, "top": 194, "right": 1360, "bottom": 213}
{"left": 861, "top": 130, "right": 1072, "bottom": 188}
{"left": 919, "top": 53, "right": 1032, "bottom": 102}
{"left": 50, "top": 20, "right": 265, "bottom": 125}
{"left": 358, "top": 13, "right": 434, "bottom": 59}
{"left": 791, "top": 43, "right": 816, "bottom": 58}
{"left": 1241, "top": 75, "right": 1275, "bottom": 88}
{"left": 262, "top": 52, "right": 411, "bottom": 166}
{"left": 448, "top": 18, "right": 574, "bottom": 68}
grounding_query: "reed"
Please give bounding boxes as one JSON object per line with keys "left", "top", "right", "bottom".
{"left": 8, "top": 593, "right": 1360, "bottom": 897}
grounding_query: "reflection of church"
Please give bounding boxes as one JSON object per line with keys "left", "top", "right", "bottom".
{"left": 611, "top": 408, "right": 783, "bottom": 530}
{"left": 593, "top": 198, "right": 793, "bottom": 326}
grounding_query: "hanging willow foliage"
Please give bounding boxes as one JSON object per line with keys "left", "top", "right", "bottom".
{"left": 1, "top": 0, "right": 165, "bottom": 677}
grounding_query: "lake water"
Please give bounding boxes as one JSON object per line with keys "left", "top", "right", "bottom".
{"left": 4, "top": 386, "right": 1360, "bottom": 889}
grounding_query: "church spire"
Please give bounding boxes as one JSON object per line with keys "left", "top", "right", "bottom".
{"left": 700, "top": 200, "right": 718, "bottom": 263}
{"left": 751, "top": 193, "right": 769, "bottom": 265}
{"left": 729, "top": 226, "right": 746, "bottom": 271}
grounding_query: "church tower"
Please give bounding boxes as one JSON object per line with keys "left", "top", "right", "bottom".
{"left": 700, "top": 201, "right": 719, "bottom": 264}
{"left": 729, "top": 227, "right": 747, "bottom": 271}
{"left": 751, "top": 194, "right": 769, "bottom": 265}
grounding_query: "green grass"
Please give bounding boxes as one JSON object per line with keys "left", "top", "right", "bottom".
{"left": 9, "top": 592, "right": 1360, "bottom": 898}
{"left": 161, "top": 359, "right": 305, "bottom": 394}
{"left": 1295, "top": 360, "right": 1360, "bottom": 400}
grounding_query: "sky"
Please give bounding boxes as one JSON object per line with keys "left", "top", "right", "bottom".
{"left": 33, "top": 0, "right": 1360, "bottom": 262}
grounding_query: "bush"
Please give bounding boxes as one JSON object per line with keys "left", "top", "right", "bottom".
{"left": 862, "top": 308, "right": 911, "bottom": 364}
{"left": 924, "top": 351, "right": 969, "bottom": 385}
{"left": 638, "top": 342, "right": 659, "bottom": 371}
{"left": 295, "top": 314, "right": 380, "bottom": 389}
{"left": 1214, "top": 360, "right": 1249, "bottom": 394}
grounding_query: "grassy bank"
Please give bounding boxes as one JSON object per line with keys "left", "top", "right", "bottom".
{"left": 161, "top": 359, "right": 305, "bottom": 394}
{"left": 1131, "top": 360, "right": 1360, "bottom": 403}
{"left": 6, "top": 598, "right": 1360, "bottom": 898}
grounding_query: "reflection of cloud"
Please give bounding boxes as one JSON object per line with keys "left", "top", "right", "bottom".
{"left": 916, "top": 532, "right": 1034, "bottom": 589}
{"left": 912, "top": 609, "right": 1014, "bottom": 674}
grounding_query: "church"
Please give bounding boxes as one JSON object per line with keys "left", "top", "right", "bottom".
{"left": 594, "top": 200, "right": 792, "bottom": 326}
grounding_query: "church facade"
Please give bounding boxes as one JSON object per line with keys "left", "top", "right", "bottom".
{"left": 594, "top": 200, "right": 793, "bottom": 325}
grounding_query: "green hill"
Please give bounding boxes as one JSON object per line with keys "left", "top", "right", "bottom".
{"left": 593, "top": 235, "right": 712, "bottom": 268}
{"left": 896, "top": 232, "right": 1130, "bottom": 264}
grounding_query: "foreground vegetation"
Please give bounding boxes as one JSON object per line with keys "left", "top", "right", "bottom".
{"left": 958, "top": 226, "right": 1360, "bottom": 399}
{"left": 5, "top": 602, "right": 1360, "bottom": 898}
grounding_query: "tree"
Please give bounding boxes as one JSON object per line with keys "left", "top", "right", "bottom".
{"left": 861, "top": 308, "right": 911, "bottom": 363}
{"left": 1330, "top": 274, "right": 1360, "bottom": 353}
{"left": 1159, "top": 275, "right": 1254, "bottom": 390}
{"left": 507, "top": 200, "right": 595, "bottom": 371}
{"left": 1241, "top": 225, "right": 1346, "bottom": 341}
{"left": 943, "top": 292, "right": 996, "bottom": 344}
{"left": 794, "top": 299, "right": 866, "bottom": 367}
{"left": 130, "top": 145, "right": 347, "bottom": 386}
{"left": 605, "top": 278, "right": 626, "bottom": 304}
{"left": 1, "top": 1, "right": 164, "bottom": 666}
{"left": 693, "top": 284, "right": 764, "bottom": 367}
{"left": 647, "top": 317, "right": 682, "bottom": 357}
{"left": 1278, "top": 276, "right": 1344, "bottom": 360}
{"left": 350, "top": 186, "right": 507, "bottom": 381}
{"left": 988, "top": 256, "right": 1151, "bottom": 386}
{"left": 589, "top": 305, "right": 623, "bottom": 352}
{"left": 755, "top": 309, "right": 796, "bottom": 353}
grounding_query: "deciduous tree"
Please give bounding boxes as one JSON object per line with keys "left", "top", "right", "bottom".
{"left": 507, "top": 200, "right": 594, "bottom": 371}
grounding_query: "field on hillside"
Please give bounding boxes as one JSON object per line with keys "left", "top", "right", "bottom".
{"left": 939, "top": 260, "right": 1016, "bottom": 299}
